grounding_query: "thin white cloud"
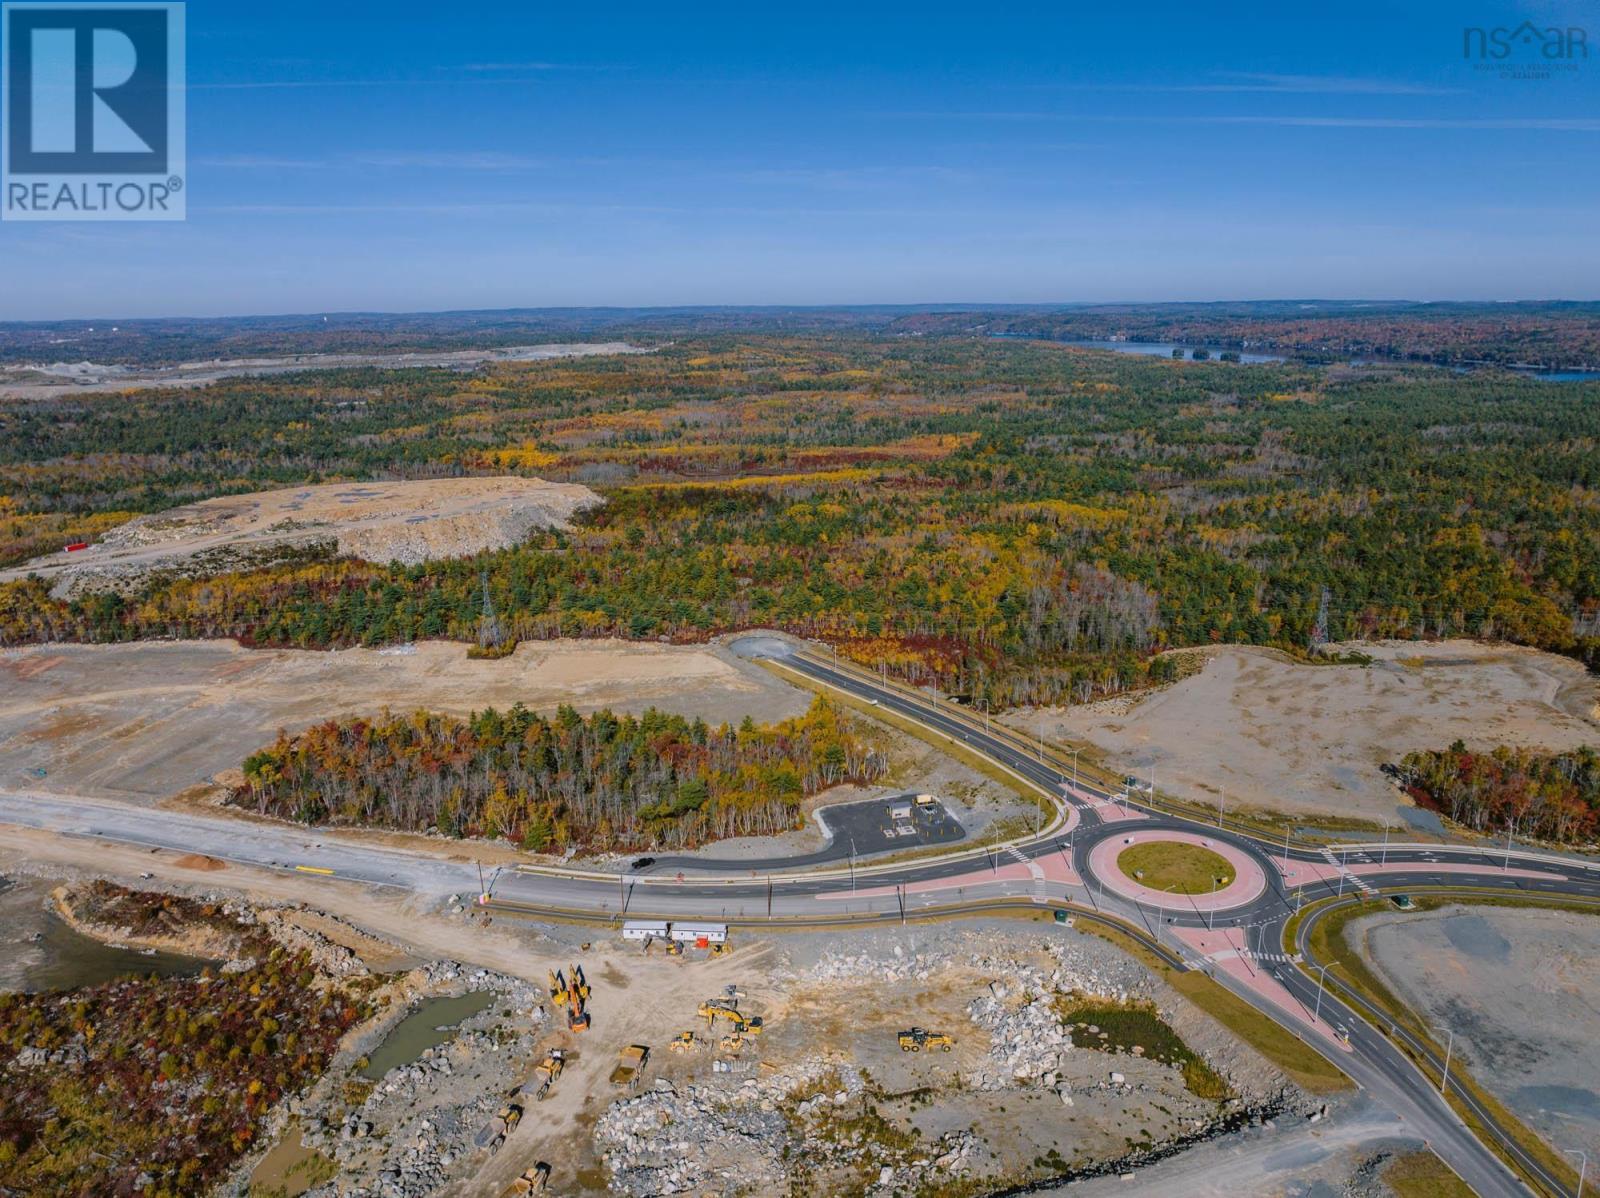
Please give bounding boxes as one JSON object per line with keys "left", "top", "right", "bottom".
{"left": 886, "top": 111, "right": 1600, "bottom": 132}
{"left": 190, "top": 74, "right": 572, "bottom": 90}
{"left": 352, "top": 151, "right": 546, "bottom": 171}
{"left": 1197, "top": 115, "right": 1600, "bottom": 130}
{"left": 462, "top": 61, "right": 624, "bottom": 72}
{"left": 1038, "top": 72, "right": 1461, "bottom": 96}
{"left": 196, "top": 154, "right": 326, "bottom": 169}
{"left": 193, "top": 151, "right": 549, "bottom": 171}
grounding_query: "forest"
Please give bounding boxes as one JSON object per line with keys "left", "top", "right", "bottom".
{"left": 0, "top": 884, "right": 374, "bottom": 1198}
{"left": 235, "top": 696, "right": 889, "bottom": 851}
{"left": 2, "top": 334, "right": 1598, "bottom": 709}
{"left": 1392, "top": 743, "right": 1600, "bottom": 845}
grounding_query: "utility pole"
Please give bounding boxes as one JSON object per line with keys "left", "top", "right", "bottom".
{"left": 849, "top": 837, "right": 856, "bottom": 893}
{"left": 767, "top": 876, "right": 773, "bottom": 918}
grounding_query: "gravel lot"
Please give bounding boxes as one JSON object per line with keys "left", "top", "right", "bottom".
{"left": 1014, "top": 641, "right": 1600, "bottom": 825}
{"left": 1354, "top": 902, "right": 1600, "bottom": 1169}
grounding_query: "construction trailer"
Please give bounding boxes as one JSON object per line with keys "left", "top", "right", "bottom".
{"left": 667, "top": 922, "right": 728, "bottom": 946}
{"left": 622, "top": 920, "right": 670, "bottom": 942}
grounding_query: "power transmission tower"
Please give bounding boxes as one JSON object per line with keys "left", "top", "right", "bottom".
{"left": 1309, "top": 586, "right": 1331, "bottom": 654}
{"left": 477, "top": 570, "right": 506, "bottom": 651}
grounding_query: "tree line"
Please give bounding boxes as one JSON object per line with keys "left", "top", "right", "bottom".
{"left": 1392, "top": 742, "right": 1600, "bottom": 844}
{"left": 236, "top": 696, "right": 889, "bottom": 853}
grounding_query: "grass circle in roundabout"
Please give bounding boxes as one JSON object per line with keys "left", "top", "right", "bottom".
{"left": 1116, "top": 840, "right": 1237, "bottom": 896}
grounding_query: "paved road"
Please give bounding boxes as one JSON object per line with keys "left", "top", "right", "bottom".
{"left": 6, "top": 644, "right": 1598, "bottom": 1195}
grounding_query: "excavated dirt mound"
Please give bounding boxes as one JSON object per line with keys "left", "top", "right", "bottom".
{"left": 3, "top": 476, "right": 602, "bottom": 597}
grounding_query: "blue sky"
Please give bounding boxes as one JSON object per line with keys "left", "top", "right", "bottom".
{"left": 2, "top": 0, "right": 1598, "bottom": 318}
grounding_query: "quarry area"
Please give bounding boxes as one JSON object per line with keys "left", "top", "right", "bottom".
{"left": 0, "top": 340, "right": 652, "bottom": 398}
{"left": 1017, "top": 640, "right": 1600, "bottom": 827}
{"left": 1, "top": 477, "right": 602, "bottom": 598}
{"left": 1, "top": 836, "right": 1329, "bottom": 1198}
{"left": 1352, "top": 902, "right": 1600, "bottom": 1175}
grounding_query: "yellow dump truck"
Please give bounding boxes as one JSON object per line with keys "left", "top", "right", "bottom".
{"left": 609, "top": 1044, "right": 650, "bottom": 1090}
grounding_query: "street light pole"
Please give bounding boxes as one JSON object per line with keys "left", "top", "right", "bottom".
{"left": 1071, "top": 749, "right": 1080, "bottom": 795}
{"left": 1381, "top": 820, "right": 1389, "bottom": 867}
{"left": 1313, "top": 963, "right": 1333, "bottom": 1024}
{"left": 1218, "top": 787, "right": 1225, "bottom": 829}
{"left": 1433, "top": 1024, "right": 1455, "bottom": 1095}
{"left": 1564, "top": 1149, "right": 1587, "bottom": 1198}
{"left": 1504, "top": 821, "right": 1514, "bottom": 871}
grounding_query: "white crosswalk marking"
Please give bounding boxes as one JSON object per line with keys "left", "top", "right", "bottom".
{"left": 1322, "top": 847, "right": 1376, "bottom": 897}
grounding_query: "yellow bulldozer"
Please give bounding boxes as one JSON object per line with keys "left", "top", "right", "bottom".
{"left": 667, "top": 1031, "right": 701, "bottom": 1053}
{"left": 898, "top": 1028, "right": 954, "bottom": 1053}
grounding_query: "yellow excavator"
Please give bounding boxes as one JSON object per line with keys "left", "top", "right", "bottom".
{"left": 698, "top": 1000, "right": 763, "bottom": 1036}
{"left": 898, "top": 1028, "right": 954, "bottom": 1053}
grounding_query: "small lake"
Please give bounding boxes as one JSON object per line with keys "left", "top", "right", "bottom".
{"left": 1531, "top": 369, "right": 1600, "bottom": 382}
{"left": 361, "top": 991, "right": 495, "bottom": 1079}
{"left": 1061, "top": 340, "right": 1284, "bottom": 364}
{"left": 22, "top": 911, "right": 214, "bottom": 993}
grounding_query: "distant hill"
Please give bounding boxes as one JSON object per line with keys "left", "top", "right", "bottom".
{"left": 3, "top": 300, "right": 1600, "bottom": 368}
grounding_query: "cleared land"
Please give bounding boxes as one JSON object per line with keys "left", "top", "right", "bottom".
{"left": 0, "top": 340, "right": 651, "bottom": 398}
{"left": 1019, "top": 641, "right": 1600, "bottom": 825}
{"left": 1117, "top": 842, "right": 1236, "bottom": 896}
{"left": 1352, "top": 903, "right": 1600, "bottom": 1173}
{"left": 0, "top": 638, "right": 808, "bottom": 804}
{"left": 2, "top": 476, "right": 601, "bottom": 597}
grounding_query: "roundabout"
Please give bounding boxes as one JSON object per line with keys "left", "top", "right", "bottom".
{"left": 1086, "top": 827, "right": 1269, "bottom": 911}
{"left": 1116, "top": 838, "right": 1236, "bottom": 894}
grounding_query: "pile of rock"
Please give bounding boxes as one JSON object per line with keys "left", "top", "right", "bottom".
{"left": 965, "top": 981, "right": 1073, "bottom": 1091}
{"left": 597, "top": 1060, "right": 864, "bottom": 1196}
{"left": 960, "top": 945, "right": 1140, "bottom": 1094}
{"left": 291, "top": 971, "right": 545, "bottom": 1198}
{"left": 257, "top": 910, "right": 368, "bottom": 979}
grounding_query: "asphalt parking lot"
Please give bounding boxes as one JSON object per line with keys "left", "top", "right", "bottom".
{"left": 639, "top": 793, "right": 967, "bottom": 874}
